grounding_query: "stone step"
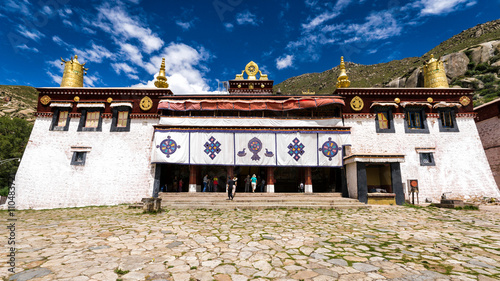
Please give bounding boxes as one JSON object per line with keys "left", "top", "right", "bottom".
{"left": 159, "top": 192, "right": 343, "bottom": 197}
{"left": 162, "top": 204, "right": 369, "bottom": 210}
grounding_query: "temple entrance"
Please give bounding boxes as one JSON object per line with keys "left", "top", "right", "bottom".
{"left": 157, "top": 164, "right": 190, "bottom": 192}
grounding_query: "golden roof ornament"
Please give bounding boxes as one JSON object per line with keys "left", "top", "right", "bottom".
{"left": 60, "top": 55, "right": 88, "bottom": 87}
{"left": 336, "top": 56, "right": 350, "bottom": 88}
{"left": 423, "top": 54, "right": 449, "bottom": 88}
{"left": 302, "top": 89, "right": 315, "bottom": 95}
{"left": 235, "top": 61, "right": 268, "bottom": 80}
{"left": 154, "top": 58, "right": 169, "bottom": 88}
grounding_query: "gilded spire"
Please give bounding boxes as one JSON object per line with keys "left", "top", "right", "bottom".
{"left": 60, "top": 54, "right": 88, "bottom": 87}
{"left": 423, "top": 54, "right": 449, "bottom": 88}
{"left": 336, "top": 56, "right": 350, "bottom": 88}
{"left": 154, "top": 58, "right": 169, "bottom": 88}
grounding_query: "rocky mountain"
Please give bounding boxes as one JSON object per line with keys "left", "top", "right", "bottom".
{"left": 0, "top": 85, "right": 38, "bottom": 122}
{"left": 275, "top": 19, "right": 500, "bottom": 106}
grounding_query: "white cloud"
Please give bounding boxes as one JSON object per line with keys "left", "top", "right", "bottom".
{"left": 17, "top": 44, "right": 39, "bottom": 53}
{"left": 276, "top": 55, "right": 294, "bottom": 70}
{"left": 84, "top": 73, "right": 102, "bottom": 87}
{"left": 52, "top": 35, "right": 70, "bottom": 47}
{"left": 236, "top": 10, "right": 260, "bottom": 26}
{"left": 224, "top": 23, "right": 234, "bottom": 32}
{"left": 1, "top": 0, "right": 31, "bottom": 16}
{"left": 47, "top": 72, "right": 62, "bottom": 85}
{"left": 176, "top": 20, "right": 193, "bottom": 31}
{"left": 17, "top": 25, "right": 45, "bottom": 42}
{"left": 133, "top": 43, "right": 217, "bottom": 95}
{"left": 345, "top": 11, "right": 402, "bottom": 41}
{"left": 112, "top": 63, "right": 139, "bottom": 80}
{"left": 72, "top": 43, "right": 114, "bottom": 63}
{"left": 418, "top": 0, "right": 477, "bottom": 15}
{"left": 94, "top": 4, "right": 163, "bottom": 53}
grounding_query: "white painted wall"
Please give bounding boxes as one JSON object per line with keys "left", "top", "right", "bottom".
{"left": 344, "top": 115, "right": 500, "bottom": 202}
{"left": 15, "top": 117, "right": 158, "bottom": 209}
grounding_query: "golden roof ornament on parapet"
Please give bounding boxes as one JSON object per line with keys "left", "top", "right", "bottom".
{"left": 235, "top": 61, "right": 268, "bottom": 80}
{"left": 60, "top": 54, "right": 88, "bottom": 87}
{"left": 154, "top": 58, "right": 169, "bottom": 88}
{"left": 336, "top": 56, "right": 350, "bottom": 88}
{"left": 423, "top": 54, "right": 449, "bottom": 88}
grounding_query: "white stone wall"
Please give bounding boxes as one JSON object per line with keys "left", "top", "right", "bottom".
{"left": 15, "top": 117, "right": 158, "bottom": 209}
{"left": 344, "top": 115, "right": 500, "bottom": 202}
{"left": 476, "top": 116, "right": 500, "bottom": 189}
{"left": 345, "top": 163, "right": 358, "bottom": 199}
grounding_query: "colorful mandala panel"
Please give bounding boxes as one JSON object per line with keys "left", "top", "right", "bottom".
{"left": 157, "top": 136, "right": 180, "bottom": 158}
{"left": 319, "top": 137, "right": 339, "bottom": 161}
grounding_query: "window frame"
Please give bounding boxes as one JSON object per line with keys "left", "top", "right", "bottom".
{"left": 419, "top": 152, "right": 435, "bottom": 166}
{"left": 438, "top": 108, "right": 459, "bottom": 132}
{"left": 71, "top": 151, "right": 87, "bottom": 166}
{"left": 373, "top": 107, "right": 395, "bottom": 133}
{"left": 110, "top": 106, "right": 132, "bottom": 132}
{"left": 77, "top": 108, "right": 103, "bottom": 132}
{"left": 404, "top": 107, "right": 429, "bottom": 134}
{"left": 49, "top": 107, "right": 71, "bottom": 131}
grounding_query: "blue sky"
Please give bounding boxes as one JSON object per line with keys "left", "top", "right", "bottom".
{"left": 1, "top": 0, "right": 499, "bottom": 94}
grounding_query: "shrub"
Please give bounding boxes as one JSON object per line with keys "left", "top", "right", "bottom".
{"left": 478, "top": 74, "right": 496, "bottom": 83}
{"left": 475, "top": 63, "right": 489, "bottom": 72}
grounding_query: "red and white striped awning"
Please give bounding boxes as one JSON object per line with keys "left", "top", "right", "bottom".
{"left": 158, "top": 97, "right": 344, "bottom": 111}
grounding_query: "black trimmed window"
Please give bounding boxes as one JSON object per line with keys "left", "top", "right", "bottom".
{"left": 71, "top": 151, "right": 87, "bottom": 166}
{"left": 50, "top": 108, "right": 71, "bottom": 131}
{"left": 419, "top": 152, "right": 435, "bottom": 166}
{"left": 77, "top": 108, "right": 103, "bottom": 132}
{"left": 110, "top": 106, "right": 131, "bottom": 132}
{"left": 404, "top": 107, "right": 429, "bottom": 134}
{"left": 374, "top": 107, "right": 395, "bottom": 133}
{"left": 438, "top": 108, "right": 459, "bottom": 132}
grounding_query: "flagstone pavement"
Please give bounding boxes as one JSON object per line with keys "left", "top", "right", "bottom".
{"left": 2, "top": 205, "right": 500, "bottom": 281}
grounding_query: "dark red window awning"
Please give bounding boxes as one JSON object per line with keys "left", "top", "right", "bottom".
{"left": 158, "top": 97, "right": 344, "bottom": 111}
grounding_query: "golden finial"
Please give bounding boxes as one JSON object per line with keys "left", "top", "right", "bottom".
{"left": 235, "top": 61, "right": 269, "bottom": 80}
{"left": 60, "top": 54, "right": 88, "bottom": 87}
{"left": 154, "top": 58, "right": 169, "bottom": 88}
{"left": 336, "top": 56, "right": 350, "bottom": 88}
{"left": 423, "top": 54, "right": 449, "bottom": 88}
{"left": 302, "top": 89, "right": 315, "bottom": 95}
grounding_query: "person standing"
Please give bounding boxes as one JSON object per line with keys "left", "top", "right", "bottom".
{"left": 213, "top": 176, "right": 218, "bottom": 192}
{"left": 203, "top": 174, "right": 208, "bottom": 192}
{"left": 251, "top": 174, "right": 257, "bottom": 193}
{"left": 173, "top": 176, "right": 178, "bottom": 193}
{"left": 178, "top": 178, "right": 183, "bottom": 192}
{"left": 260, "top": 178, "right": 266, "bottom": 192}
{"left": 244, "top": 175, "right": 250, "bottom": 192}
{"left": 227, "top": 177, "right": 234, "bottom": 200}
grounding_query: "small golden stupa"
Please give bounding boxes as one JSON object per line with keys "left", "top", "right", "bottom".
{"left": 423, "top": 54, "right": 449, "bottom": 88}
{"left": 336, "top": 56, "right": 350, "bottom": 88}
{"left": 154, "top": 58, "right": 169, "bottom": 88}
{"left": 60, "top": 55, "right": 88, "bottom": 87}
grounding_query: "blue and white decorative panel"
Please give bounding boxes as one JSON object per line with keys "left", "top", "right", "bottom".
{"left": 235, "top": 133, "right": 276, "bottom": 166}
{"left": 151, "top": 131, "right": 189, "bottom": 164}
{"left": 152, "top": 129, "right": 350, "bottom": 167}
{"left": 277, "top": 133, "right": 317, "bottom": 166}
{"left": 190, "top": 132, "right": 234, "bottom": 165}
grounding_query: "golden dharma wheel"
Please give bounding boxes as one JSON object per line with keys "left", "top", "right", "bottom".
{"left": 140, "top": 96, "right": 153, "bottom": 111}
{"left": 40, "top": 95, "right": 51, "bottom": 105}
{"left": 350, "top": 96, "right": 364, "bottom": 111}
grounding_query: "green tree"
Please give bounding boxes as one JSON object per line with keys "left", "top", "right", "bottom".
{"left": 0, "top": 117, "right": 33, "bottom": 196}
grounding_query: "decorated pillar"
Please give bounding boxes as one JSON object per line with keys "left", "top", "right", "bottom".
{"left": 305, "top": 167, "right": 313, "bottom": 193}
{"left": 189, "top": 165, "right": 197, "bottom": 193}
{"left": 266, "top": 167, "right": 275, "bottom": 193}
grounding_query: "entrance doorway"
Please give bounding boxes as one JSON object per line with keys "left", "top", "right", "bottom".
{"left": 157, "top": 164, "right": 190, "bottom": 192}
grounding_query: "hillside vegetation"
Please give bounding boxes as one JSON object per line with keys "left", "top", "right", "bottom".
{"left": 274, "top": 19, "right": 500, "bottom": 106}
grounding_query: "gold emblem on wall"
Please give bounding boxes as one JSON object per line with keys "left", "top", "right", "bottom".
{"left": 245, "top": 61, "right": 259, "bottom": 77}
{"left": 107, "top": 97, "right": 113, "bottom": 103}
{"left": 74, "top": 96, "right": 80, "bottom": 102}
{"left": 459, "top": 96, "right": 471, "bottom": 107}
{"left": 350, "top": 96, "right": 364, "bottom": 111}
{"left": 394, "top": 98, "right": 401, "bottom": 103}
{"left": 40, "top": 95, "right": 51, "bottom": 105}
{"left": 140, "top": 96, "right": 153, "bottom": 111}
{"left": 427, "top": 97, "right": 433, "bottom": 103}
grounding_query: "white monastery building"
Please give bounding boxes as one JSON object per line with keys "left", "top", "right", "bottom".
{"left": 14, "top": 56, "right": 500, "bottom": 209}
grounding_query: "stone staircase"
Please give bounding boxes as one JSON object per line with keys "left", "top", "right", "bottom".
{"left": 157, "top": 192, "right": 369, "bottom": 210}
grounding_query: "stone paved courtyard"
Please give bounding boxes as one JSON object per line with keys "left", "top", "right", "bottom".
{"left": 2, "top": 205, "right": 500, "bottom": 281}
